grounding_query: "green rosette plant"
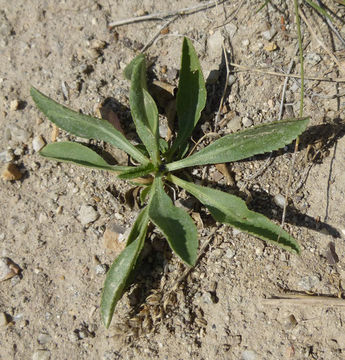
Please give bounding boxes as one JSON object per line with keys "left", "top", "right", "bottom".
{"left": 31, "top": 38, "right": 309, "bottom": 328}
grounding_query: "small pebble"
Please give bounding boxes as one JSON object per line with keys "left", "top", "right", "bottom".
{"left": 227, "top": 74, "right": 236, "bottom": 86}
{"left": 225, "top": 23, "right": 237, "bottom": 38}
{"left": 264, "top": 42, "right": 277, "bottom": 52}
{"left": 227, "top": 116, "right": 242, "bottom": 133}
{"left": 78, "top": 205, "right": 99, "bottom": 226}
{"left": 207, "top": 30, "right": 223, "bottom": 59}
{"left": 9, "top": 125, "right": 31, "bottom": 143}
{"left": 103, "top": 221, "right": 126, "bottom": 255}
{"left": 79, "top": 329, "right": 89, "bottom": 339}
{"left": 0, "top": 257, "right": 20, "bottom": 281}
{"left": 202, "top": 292, "right": 214, "bottom": 305}
{"left": 0, "top": 149, "right": 14, "bottom": 163}
{"left": 242, "top": 39, "right": 250, "bottom": 47}
{"left": 38, "top": 333, "right": 52, "bottom": 345}
{"left": 32, "top": 350, "right": 51, "bottom": 360}
{"left": 10, "top": 99, "right": 20, "bottom": 111}
{"left": 273, "top": 194, "right": 286, "bottom": 209}
{"left": 32, "top": 135, "right": 46, "bottom": 152}
{"left": 0, "top": 312, "right": 9, "bottom": 326}
{"left": 95, "top": 264, "right": 108, "bottom": 275}
{"left": 305, "top": 53, "right": 321, "bottom": 66}
{"left": 261, "top": 28, "right": 276, "bottom": 41}
{"left": 225, "top": 249, "right": 235, "bottom": 259}
{"left": 242, "top": 350, "right": 257, "bottom": 360}
{"left": 242, "top": 117, "right": 253, "bottom": 127}
{"left": 1, "top": 163, "right": 22, "bottom": 180}
{"left": 298, "top": 275, "right": 320, "bottom": 291}
{"left": 90, "top": 39, "right": 106, "bottom": 50}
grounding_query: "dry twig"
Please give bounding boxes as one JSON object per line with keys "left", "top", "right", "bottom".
{"left": 262, "top": 294, "right": 345, "bottom": 306}
{"left": 108, "top": 0, "right": 229, "bottom": 28}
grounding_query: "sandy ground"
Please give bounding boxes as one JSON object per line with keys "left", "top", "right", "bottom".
{"left": 1, "top": 0, "right": 345, "bottom": 359}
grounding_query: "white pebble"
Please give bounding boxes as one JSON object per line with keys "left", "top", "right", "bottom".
{"left": 38, "top": 333, "right": 52, "bottom": 345}
{"left": 242, "top": 350, "right": 257, "bottom": 360}
{"left": 32, "top": 350, "right": 51, "bottom": 360}
{"left": 32, "top": 135, "right": 46, "bottom": 152}
{"left": 274, "top": 194, "right": 286, "bottom": 209}
{"left": 225, "top": 249, "right": 235, "bottom": 259}
{"left": 242, "top": 116, "right": 253, "bottom": 127}
{"left": 10, "top": 99, "right": 20, "bottom": 111}
{"left": 78, "top": 205, "right": 99, "bottom": 226}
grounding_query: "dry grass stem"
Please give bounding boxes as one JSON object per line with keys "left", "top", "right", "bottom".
{"left": 108, "top": 0, "right": 230, "bottom": 28}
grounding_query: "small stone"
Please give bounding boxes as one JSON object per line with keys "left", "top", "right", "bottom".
{"left": 225, "top": 23, "right": 237, "bottom": 38}
{"left": 0, "top": 257, "right": 20, "bottom": 281}
{"left": 9, "top": 125, "right": 31, "bottom": 143}
{"left": 78, "top": 329, "right": 89, "bottom": 339}
{"left": 32, "top": 135, "right": 46, "bottom": 152}
{"left": 14, "top": 147, "right": 24, "bottom": 156}
{"left": 225, "top": 249, "right": 235, "bottom": 259}
{"left": 95, "top": 264, "right": 108, "bottom": 275}
{"left": 274, "top": 194, "right": 286, "bottom": 209}
{"left": 90, "top": 39, "right": 106, "bottom": 50}
{"left": 207, "top": 30, "right": 223, "bottom": 59}
{"left": 305, "top": 53, "right": 321, "bottom": 66}
{"left": 78, "top": 205, "right": 99, "bottom": 226}
{"left": 264, "top": 42, "right": 277, "bottom": 52}
{"left": 227, "top": 116, "right": 242, "bottom": 133}
{"left": 242, "top": 350, "right": 257, "bottom": 360}
{"left": 38, "top": 333, "right": 52, "bottom": 345}
{"left": 202, "top": 292, "right": 214, "bottom": 305}
{"left": 261, "top": 28, "right": 276, "bottom": 41}
{"left": 32, "top": 350, "right": 51, "bottom": 360}
{"left": 103, "top": 221, "right": 126, "bottom": 255}
{"left": 242, "top": 117, "right": 253, "bottom": 127}
{"left": 1, "top": 163, "right": 22, "bottom": 180}
{"left": 0, "top": 149, "right": 14, "bottom": 163}
{"left": 10, "top": 99, "right": 20, "bottom": 111}
{"left": 0, "top": 312, "right": 9, "bottom": 326}
{"left": 227, "top": 74, "right": 236, "bottom": 86}
{"left": 298, "top": 275, "right": 320, "bottom": 291}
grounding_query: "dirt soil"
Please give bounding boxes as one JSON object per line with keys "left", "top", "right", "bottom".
{"left": 1, "top": 1, "right": 345, "bottom": 359}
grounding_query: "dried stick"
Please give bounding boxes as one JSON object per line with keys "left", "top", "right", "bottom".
{"left": 141, "top": 16, "right": 178, "bottom": 52}
{"left": 108, "top": 0, "right": 229, "bottom": 28}
{"left": 262, "top": 294, "right": 345, "bottom": 306}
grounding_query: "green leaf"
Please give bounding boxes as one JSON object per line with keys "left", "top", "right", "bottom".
{"left": 123, "top": 53, "right": 146, "bottom": 82}
{"left": 166, "top": 117, "right": 309, "bottom": 172}
{"left": 169, "top": 175, "right": 300, "bottom": 253}
{"left": 30, "top": 87, "right": 149, "bottom": 165}
{"left": 40, "top": 142, "right": 130, "bottom": 172}
{"left": 148, "top": 177, "right": 198, "bottom": 266}
{"left": 130, "top": 58, "right": 160, "bottom": 165}
{"left": 117, "top": 162, "right": 155, "bottom": 180}
{"left": 101, "top": 207, "right": 149, "bottom": 328}
{"left": 168, "top": 37, "right": 207, "bottom": 158}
